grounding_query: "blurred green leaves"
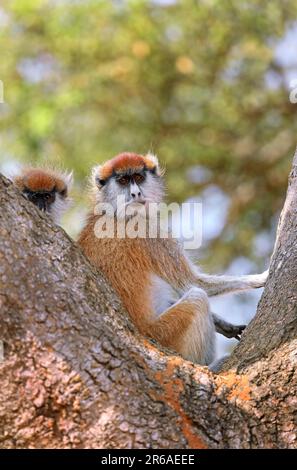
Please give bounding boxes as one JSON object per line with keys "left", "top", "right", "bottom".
{"left": 0, "top": 0, "right": 297, "bottom": 269}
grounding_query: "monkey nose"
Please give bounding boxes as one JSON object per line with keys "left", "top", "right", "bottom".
{"left": 131, "top": 191, "right": 141, "bottom": 198}
{"left": 36, "top": 198, "right": 47, "bottom": 212}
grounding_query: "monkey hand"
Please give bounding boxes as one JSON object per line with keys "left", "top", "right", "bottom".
{"left": 226, "top": 323, "right": 246, "bottom": 340}
{"left": 250, "top": 269, "right": 269, "bottom": 288}
{"left": 213, "top": 314, "right": 246, "bottom": 340}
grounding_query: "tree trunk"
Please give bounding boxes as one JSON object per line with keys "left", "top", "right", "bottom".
{"left": 0, "top": 151, "right": 296, "bottom": 449}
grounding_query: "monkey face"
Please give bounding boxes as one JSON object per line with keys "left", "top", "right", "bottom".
{"left": 99, "top": 170, "right": 164, "bottom": 219}
{"left": 93, "top": 153, "right": 165, "bottom": 218}
{"left": 13, "top": 168, "right": 72, "bottom": 224}
{"left": 23, "top": 188, "right": 56, "bottom": 213}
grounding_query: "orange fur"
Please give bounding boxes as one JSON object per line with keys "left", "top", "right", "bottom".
{"left": 78, "top": 214, "right": 212, "bottom": 363}
{"left": 78, "top": 152, "right": 265, "bottom": 365}
{"left": 79, "top": 215, "right": 155, "bottom": 333}
{"left": 149, "top": 301, "right": 197, "bottom": 351}
{"left": 98, "top": 152, "right": 157, "bottom": 180}
{"left": 78, "top": 153, "right": 216, "bottom": 364}
{"left": 14, "top": 168, "right": 67, "bottom": 194}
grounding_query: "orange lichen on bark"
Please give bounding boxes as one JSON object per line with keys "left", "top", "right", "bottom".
{"left": 140, "top": 338, "right": 161, "bottom": 353}
{"left": 215, "top": 371, "right": 251, "bottom": 402}
{"left": 153, "top": 357, "right": 207, "bottom": 449}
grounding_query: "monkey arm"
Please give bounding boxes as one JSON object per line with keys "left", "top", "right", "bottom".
{"left": 146, "top": 237, "right": 268, "bottom": 297}
{"left": 193, "top": 270, "right": 268, "bottom": 297}
{"left": 145, "top": 238, "right": 196, "bottom": 292}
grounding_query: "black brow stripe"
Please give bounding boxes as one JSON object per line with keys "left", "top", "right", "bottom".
{"left": 23, "top": 187, "right": 56, "bottom": 195}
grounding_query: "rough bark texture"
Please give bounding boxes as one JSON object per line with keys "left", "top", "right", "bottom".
{"left": 224, "top": 149, "right": 297, "bottom": 372}
{"left": 0, "top": 151, "right": 296, "bottom": 449}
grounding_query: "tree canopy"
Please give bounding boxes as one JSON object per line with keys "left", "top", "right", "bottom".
{"left": 1, "top": 0, "right": 297, "bottom": 268}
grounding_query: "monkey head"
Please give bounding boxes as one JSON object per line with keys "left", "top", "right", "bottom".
{"left": 14, "top": 167, "right": 72, "bottom": 223}
{"left": 92, "top": 152, "right": 165, "bottom": 218}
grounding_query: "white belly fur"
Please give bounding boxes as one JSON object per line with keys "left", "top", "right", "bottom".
{"left": 150, "top": 274, "right": 177, "bottom": 316}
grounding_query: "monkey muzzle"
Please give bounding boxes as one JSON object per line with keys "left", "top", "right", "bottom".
{"left": 25, "top": 190, "right": 56, "bottom": 213}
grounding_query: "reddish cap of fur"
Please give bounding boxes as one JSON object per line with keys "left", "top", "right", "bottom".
{"left": 99, "top": 152, "right": 158, "bottom": 181}
{"left": 14, "top": 169, "right": 67, "bottom": 194}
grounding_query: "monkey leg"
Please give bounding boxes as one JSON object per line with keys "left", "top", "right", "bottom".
{"left": 212, "top": 313, "right": 246, "bottom": 340}
{"left": 149, "top": 287, "right": 215, "bottom": 365}
{"left": 209, "top": 355, "right": 229, "bottom": 373}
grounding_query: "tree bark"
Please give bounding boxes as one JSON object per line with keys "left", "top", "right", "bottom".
{"left": 0, "top": 151, "right": 296, "bottom": 449}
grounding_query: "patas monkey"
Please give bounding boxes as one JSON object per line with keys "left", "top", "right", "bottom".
{"left": 78, "top": 152, "right": 267, "bottom": 365}
{"left": 13, "top": 167, "right": 72, "bottom": 224}
{"left": 13, "top": 163, "right": 244, "bottom": 347}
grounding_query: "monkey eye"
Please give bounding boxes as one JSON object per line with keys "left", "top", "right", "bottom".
{"left": 133, "top": 174, "right": 145, "bottom": 185}
{"left": 60, "top": 188, "right": 67, "bottom": 197}
{"left": 44, "top": 192, "right": 55, "bottom": 202}
{"left": 117, "top": 176, "right": 130, "bottom": 186}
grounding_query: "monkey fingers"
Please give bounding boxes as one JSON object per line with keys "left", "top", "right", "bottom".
{"left": 212, "top": 313, "right": 246, "bottom": 340}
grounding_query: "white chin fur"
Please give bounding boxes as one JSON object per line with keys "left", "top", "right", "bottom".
{"left": 49, "top": 195, "right": 71, "bottom": 224}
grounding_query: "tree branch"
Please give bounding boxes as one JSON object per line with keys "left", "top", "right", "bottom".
{"left": 225, "top": 148, "right": 297, "bottom": 370}
{"left": 0, "top": 154, "right": 296, "bottom": 449}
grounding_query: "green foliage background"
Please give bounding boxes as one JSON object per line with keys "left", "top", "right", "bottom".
{"left": 1, "top": 0, "right": 297, "bottom": 271}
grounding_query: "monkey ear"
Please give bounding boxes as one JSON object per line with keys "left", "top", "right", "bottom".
{"left": 145, "top": 153, "right": 164, "bottom": 177}
{"left": 91, "top": 165, "right": 106, "bottom": 189}
{"left": 64, "top": 170, "right": 73, "bottom": 188}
